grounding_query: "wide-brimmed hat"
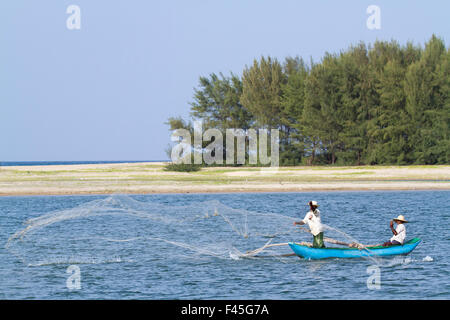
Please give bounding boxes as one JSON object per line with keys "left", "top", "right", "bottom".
{"left": 308, "top": 201, "right": 319, "bottom": 207}
{"left": 393, "top": 215, "right": 408, "bottom": 223}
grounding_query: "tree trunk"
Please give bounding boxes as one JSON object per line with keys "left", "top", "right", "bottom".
{"left": 331, "top": 146, "right": 336, "bottom": 164}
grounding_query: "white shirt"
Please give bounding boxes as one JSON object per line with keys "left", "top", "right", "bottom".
{"left": 302, "top": 209, "right": 323, "bottom": 236}
{"left": 390, "top": 223, "right": 406, "bottom": 244}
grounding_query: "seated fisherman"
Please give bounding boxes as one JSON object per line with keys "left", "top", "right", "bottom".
{"left": 383, "top": 215, "right": 408, "bottom": 246}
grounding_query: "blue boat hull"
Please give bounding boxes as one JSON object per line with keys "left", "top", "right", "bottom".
{"left": 288, "top": 238, "right": 421, "bottom": 260}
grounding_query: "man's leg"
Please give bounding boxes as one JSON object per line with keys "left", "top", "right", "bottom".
{"left": 383, "top": 240, "right": 401, "bottom": 247}
{"left": 313, "top": 232, "right": 325, "bottom": 248}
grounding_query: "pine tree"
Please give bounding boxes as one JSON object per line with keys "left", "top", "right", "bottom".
{"left": 404, "top": 35, "right": 449, "bottom": 164}
{"left": 280, "top": 57, "right": 309, "bottom": 164}
{"left": 240, "top": 56, "right": 286, "bottom": 129}
{"left": 337, "top": 43, "right": 372, "bottom": 165}
{"left": 190, "top": 73, "right": 253, "bottom": 130}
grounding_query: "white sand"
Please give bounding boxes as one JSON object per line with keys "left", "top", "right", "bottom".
{"left": 0, "top": 163, "right": 448, "bottom": 196}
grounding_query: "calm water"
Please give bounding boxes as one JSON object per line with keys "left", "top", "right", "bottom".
{"left": 0, "top": 191, "right": 448, "bottom": 299}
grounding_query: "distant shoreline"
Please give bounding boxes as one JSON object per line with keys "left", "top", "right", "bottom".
{"left": 0, "top": 162, "right": 449, "bottom": 196}
{"left": 0, "top": 160, "right": 168, "bottom": 167}
{"left": 1, "top": 188, "right": 449, "bottom": 197}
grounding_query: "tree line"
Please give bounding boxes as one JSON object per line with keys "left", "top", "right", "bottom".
{"left": 167, "top": 35, "right": 449, "bottom": 166}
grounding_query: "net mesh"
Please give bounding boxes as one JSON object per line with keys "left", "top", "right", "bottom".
{"left": 6, "top": 195, "right": 300, "bottom": 266}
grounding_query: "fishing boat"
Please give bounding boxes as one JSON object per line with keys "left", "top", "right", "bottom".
{"left": 288, "top": 238, "right": 421, "bottom": 260}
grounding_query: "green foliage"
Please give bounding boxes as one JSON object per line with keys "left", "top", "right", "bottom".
{"left": 190, "top": 73, "right": 253, "bottom": 130}
{"left": 241, "top": 56, "right": 285, "bottom": 128}
{"left": 163, "top": 163, "right": 202, "bottom": 172}
{"left": 167, "top": 35, "right": 449, "bottom": 166}
{"left": 404, "top": 35, "right": 450, "bottom": 164}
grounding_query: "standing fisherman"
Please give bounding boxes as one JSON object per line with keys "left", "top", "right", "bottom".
{"left": 293, "top": 201, "right": 325, "bottom": 248}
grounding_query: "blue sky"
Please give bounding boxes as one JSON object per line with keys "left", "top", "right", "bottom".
{"left": 1, "top": 0, "right": 449, "bottom": 161}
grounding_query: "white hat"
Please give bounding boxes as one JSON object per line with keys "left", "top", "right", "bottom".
{"left": 393, "top": 215, "right": 408, "bottom": 223}
{"left": 309, "top": 201, "right": 319, "bottom": 207}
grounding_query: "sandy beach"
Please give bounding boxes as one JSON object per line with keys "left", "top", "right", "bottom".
{"left": 0, "top": 162, "right": 448, "bottom": 196}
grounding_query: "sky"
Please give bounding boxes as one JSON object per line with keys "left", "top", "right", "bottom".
{"left": 1, "top": 0, "right": 449, "bottom": 161}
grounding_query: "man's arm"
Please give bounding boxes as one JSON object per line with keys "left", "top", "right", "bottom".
{"left": 293, "top": 212, "right": 311, "bottom": 226}
{"left": 390, "top": 220, "right": 398, "bottom": 235}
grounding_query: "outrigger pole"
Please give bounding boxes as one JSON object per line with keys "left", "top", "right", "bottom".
{"left": 245, "top": 227, "right": 364, "bottom": 256}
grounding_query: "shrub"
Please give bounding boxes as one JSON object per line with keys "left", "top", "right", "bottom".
{"left": 163, "top": 163, "right": 202, "bottom": 172}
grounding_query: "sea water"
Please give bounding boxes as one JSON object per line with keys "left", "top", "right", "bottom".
{"left": 0, "top": 191, "right": 448, "bottom": 299}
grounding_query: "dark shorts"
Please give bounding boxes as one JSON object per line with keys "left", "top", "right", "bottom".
{"left": 382, "top": 240, "right": 401, "bottom": 247}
